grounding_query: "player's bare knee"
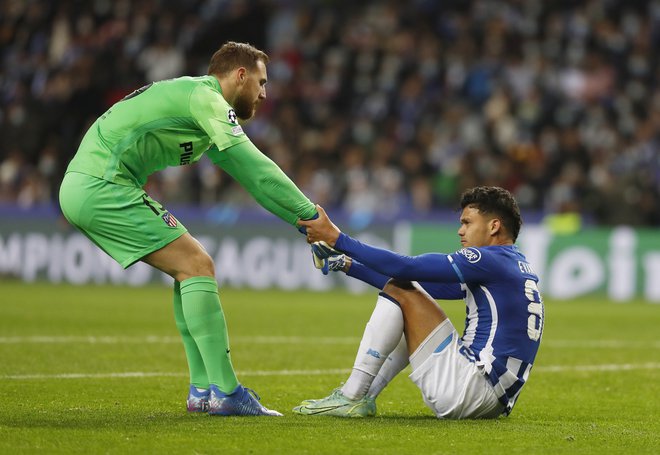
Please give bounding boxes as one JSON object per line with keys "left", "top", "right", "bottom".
{"left": 174, "top": 249, "right": 215, "bottom": 281}
{"left": 195, "top": 250, "right": 215, "bottom": 277}
{"left": 383, "top": 279, "right": 417, "bottom": 302}
{"left": 386, "top": 279, "right": 416, "bottom": 291}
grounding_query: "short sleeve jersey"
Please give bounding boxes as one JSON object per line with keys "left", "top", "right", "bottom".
{"left": 67, "top": 76, "right": 248, "bottom": 187}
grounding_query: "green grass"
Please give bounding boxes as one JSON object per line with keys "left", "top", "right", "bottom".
{"left": 0, "top": 282, "right": 658, "bottom": 454}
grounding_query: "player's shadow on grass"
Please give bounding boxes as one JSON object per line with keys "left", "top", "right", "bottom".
{"left": 1, "top": 412, "right": 509, "bottom": 430}
{"left": 372, "top": 414, "right": 509, "bottom": 425}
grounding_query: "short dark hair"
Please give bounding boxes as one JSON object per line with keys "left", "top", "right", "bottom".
{"left": 460, "top": 186, "right": 522, "bottom": 241}
{"left": 207, "top": 41, "right": 269, "bottom": 76}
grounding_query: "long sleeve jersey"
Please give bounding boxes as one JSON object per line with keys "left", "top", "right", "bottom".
{"left": 66, "top": 75, "right": 316, "bottom": 226}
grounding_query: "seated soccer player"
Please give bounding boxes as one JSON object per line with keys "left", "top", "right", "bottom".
{"left": 295, "top": 186, "right": 544, "bottom": 419}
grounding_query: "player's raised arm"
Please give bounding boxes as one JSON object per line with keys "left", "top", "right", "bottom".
{"left": 299, "top": 206, "right": 459, "bottom": 283}
{"left": 300, "top": 206, "right": 464, "bottom": 286}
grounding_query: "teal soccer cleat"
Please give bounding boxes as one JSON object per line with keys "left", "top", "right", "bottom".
{"left": 186, "top": 385, "right": 210, "bottom": 413}
{"left": 208, "top": 384, "right": 283, "bottom": 416}
{"left": 293, "top": 388, "right": 377, "bottom": 417}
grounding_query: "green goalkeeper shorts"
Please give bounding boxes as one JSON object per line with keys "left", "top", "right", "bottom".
{"left": 59, "top": 172, "right": 188, "bottom": 268}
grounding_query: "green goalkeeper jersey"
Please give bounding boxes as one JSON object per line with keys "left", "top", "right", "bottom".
{"left": 66, "top": 75, "right": 316, "bottom": 226}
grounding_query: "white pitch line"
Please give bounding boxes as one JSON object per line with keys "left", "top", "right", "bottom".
{"left": 1, "top": 363, "right": 658, "bottom": 381}
{"left": 0, "top": 336, "right": 657, "bottom": 349}
{"left": 0, "top": 369, "right": 351, "bottom": 380}
{"left": 542, "top": 340, "right": 660, "bottom": 349}
{"left": 0, "top": 336, "right": 181, "bottom": 344}
{"left": 535, "top": 362, "right": 660, "bottom": 373}
{"left": 0, "top": 336, "right": 361, "bottom": 345}
{"left": 1, "top": 372, "right": 187, "bottom": 380}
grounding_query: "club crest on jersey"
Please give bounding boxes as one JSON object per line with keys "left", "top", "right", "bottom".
{"left": 162, "top": 212, "right": 178, "bottom": 228}
{"left": 458, "top": 247, "right": 481, "bottom": 263}
{"left": 227, "top": 108, "right": 238, "bottom": 124}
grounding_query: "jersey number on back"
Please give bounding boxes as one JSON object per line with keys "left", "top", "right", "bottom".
{"left": 524, "top": 279, "right": 543, "bottom": 341}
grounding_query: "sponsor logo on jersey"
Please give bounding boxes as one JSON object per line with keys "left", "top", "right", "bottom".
{"left": 162, "top": 212, "right": 178, "bottom": 228}
{"left": 179, "top": 141, "right": 193, "bottom": 165}
{"left": 518, "top": 260, "right": 536, "bottom": 275}
{"left": 458, "top": 247, "right": 481, "bottom": 263}
{"left": 227, "top": 108, "right": 238, "bottom": 124}
{"left": 231, "top": 125, "right": 244, "bottom": 136}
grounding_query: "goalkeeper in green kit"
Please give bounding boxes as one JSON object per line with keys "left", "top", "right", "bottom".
{"left": 59, "top": 42, "right": 318, "bottom": 416}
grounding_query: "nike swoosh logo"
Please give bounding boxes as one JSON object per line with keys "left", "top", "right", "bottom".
{"left": 301, "top": 404, "right": 348, "bottom": 414}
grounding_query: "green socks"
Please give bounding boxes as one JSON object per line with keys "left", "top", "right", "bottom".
{"left": 173, "top": 281, "right": 208, "bottom": 389}
{"left": 174, "top": 277, "right": 239, "bottom": 393}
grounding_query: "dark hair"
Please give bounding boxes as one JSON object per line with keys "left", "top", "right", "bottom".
{"left": 460, "top": 186, "right": 522, "bottom": 241}
{"left": 207, "top": 41, "right": 269, "bottom": 76}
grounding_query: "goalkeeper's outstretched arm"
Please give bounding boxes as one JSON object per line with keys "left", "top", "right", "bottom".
{"left": 208, "top": 141, "right": 318, "bottom": 227}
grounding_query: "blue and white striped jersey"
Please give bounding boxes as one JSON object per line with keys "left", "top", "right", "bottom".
{"left": 336, "top": 234, "right": 544, "bottom": 415}
{"left": 447, "top": 245, "right": 543, "bottom": 414}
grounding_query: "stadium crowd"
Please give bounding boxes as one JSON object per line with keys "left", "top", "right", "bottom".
{"left": 1, "top": 0, "right": 659, "bottom": 226}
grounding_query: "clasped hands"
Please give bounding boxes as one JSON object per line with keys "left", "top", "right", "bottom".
{"left": 297, "top": 205, "right": 346, "bottom": 275}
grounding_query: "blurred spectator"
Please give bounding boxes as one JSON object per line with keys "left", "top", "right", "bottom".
{"left": 0, "top": 0, "right": 658, "bottom": 226}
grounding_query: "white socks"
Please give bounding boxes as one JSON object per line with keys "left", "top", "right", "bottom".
{"left": 341, "top": 295, "right": 404, "bottom": 400}
{"left": 367, "top": 334, "right": 409, "bottom": 398}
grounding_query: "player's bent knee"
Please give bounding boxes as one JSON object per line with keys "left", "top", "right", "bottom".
{"left": 172, "top": 249, "right": 216, "bottom": 282}
{"left": 383, "top": 279, "right": 417, "bottom": 300}
{"left": 384, "top": 279, "right": 416, "bottom": 291}
{"left": 191, "top": 250, "right": 215, "bottom": 278}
